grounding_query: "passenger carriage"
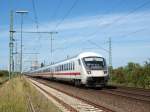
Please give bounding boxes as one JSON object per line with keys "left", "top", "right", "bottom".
{"left": 27, "top": 52, "right": 109, "bottom": 87}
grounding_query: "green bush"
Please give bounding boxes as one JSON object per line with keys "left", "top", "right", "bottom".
{"left": 111, "top": 60, "right": 150, "bottom": 89}
{"left": 111, "top": 67, "right": 126, "bottom": 84}
{"left": 0, "top": 70, "right": 9, "bottom": 77}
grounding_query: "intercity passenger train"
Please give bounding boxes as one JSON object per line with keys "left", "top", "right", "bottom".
{"left": 27, "top": 52, "right": 109, "bottom": 87}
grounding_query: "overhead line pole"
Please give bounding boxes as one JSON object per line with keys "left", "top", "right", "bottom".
{"left": 15, "top": 41, "right": 18, "bottom": 72}
{"left": 49, "top": 32, "right": 58, "bottom": 56}
{"left": 9, "top": 10, "right": 14, "bottom": 79}
{"left": 13, "top": 31, "right": 58, "bottom": 64}
{"left": 108, "top": 37, "right": 112, "bottom": 76}
{"left": 16, "top": 10, "right": 28, "bottom": 74}
{"left": 13, "top": 31, "right": 58, "bottom": 66}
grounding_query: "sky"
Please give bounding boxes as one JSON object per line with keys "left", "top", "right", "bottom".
{"left": 0, "top": 0, "right": 150, "bottom": 71}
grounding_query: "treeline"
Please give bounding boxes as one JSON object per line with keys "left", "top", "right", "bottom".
{"left": 0, "top": 70, "right": 9, "bottom": 77}
{"left": 110, "top": 59, "right": 150, "bottom": 89}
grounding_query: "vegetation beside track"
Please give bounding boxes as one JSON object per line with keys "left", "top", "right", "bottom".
{"left": 0, "top": 70, "right": 9, "bottom": 85}
{"left": 0, "top": 76, "right": 61, "bottom": 112}
{"left": 109, "top": 59, "right": 150, "bottom": 89}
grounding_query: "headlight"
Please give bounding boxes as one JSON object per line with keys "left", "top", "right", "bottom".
{"left": 87, "top": 71, "right": 91, "bottom": 74}
{"left": 104, "top": 71, "right": 107, "bottom": 74}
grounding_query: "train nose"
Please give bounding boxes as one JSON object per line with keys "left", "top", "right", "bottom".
{"left": 88, "top": 71, "right": 107, "bottom": 77}
{"left": 86, "top": 77, "right": 107, "bottom": 87}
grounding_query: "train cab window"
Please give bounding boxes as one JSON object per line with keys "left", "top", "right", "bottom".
{"left": 83, "top": 57, "right": 106, "bottom": 70}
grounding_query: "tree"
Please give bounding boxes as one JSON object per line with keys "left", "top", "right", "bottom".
{"left": 41, "top": 62, "right": 44, "bottom": 67}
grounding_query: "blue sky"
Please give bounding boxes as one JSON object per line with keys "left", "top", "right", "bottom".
{"left": 0, "top": 0, "right": 150, "bottom": 70}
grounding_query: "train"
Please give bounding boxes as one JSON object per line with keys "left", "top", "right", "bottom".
{"left": 26, "top": 52, "right": 109, "bottom": 87}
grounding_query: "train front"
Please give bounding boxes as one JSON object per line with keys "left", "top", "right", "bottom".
{"left": 82, "top": 56, "right": 109, "bottom": 87}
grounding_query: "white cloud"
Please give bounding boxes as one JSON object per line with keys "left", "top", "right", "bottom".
{"left": 1, "top": 11, "right": 150, "bottom": 69}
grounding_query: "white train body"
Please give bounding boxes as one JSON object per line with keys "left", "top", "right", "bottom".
{"left": 27, "top": 52, "right": 109, "bottom": 87}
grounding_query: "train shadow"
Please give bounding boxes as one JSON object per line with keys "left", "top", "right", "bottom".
{"left": 30, "top": 76, "right": 117, "bottom": 90}
{"left": 105, "top": 85, "right": 117, "bottom": 89}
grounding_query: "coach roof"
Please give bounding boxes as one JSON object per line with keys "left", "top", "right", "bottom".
{"left": 77, "top": 52, "right": 103, "bottom": 58}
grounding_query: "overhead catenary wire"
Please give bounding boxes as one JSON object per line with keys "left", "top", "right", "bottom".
{"left": 87, "top": 40, "right": 109, "bottom": 52}
{"left": 54, "top": 0, "right": 79, "bottom": 30}
{"left": 102, "top": 0, "right": 150, "bottom": 28}
{"left": 47, "top": 0, "right": 123, "bottom": 55}
{"left": 50, "top": 0, "right": 63, "bottom": 21}
{"left": 83, "top": 0, "right": 150, "bottom": 40}
{"left": 31, "top": 0, "right": 39, "bottom": 30}
{"left": 52, "top": 0, "right": 150, "bottom": 54}
{"left": 31, "top": 0, "right": 43, "bottom": 58}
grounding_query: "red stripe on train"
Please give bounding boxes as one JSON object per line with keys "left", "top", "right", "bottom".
{"left": 54, "top": 72, "right": 80, "bottom": 75}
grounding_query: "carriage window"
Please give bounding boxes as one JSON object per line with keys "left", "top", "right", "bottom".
{"left": 78, "top": 59, "right": 81, "bottom": 65}
{"left": 62, "top": 65, "right": 64, "bottom": 71}
{"left": 67, "top": 63, "right": 69, "bottom": 70}
{"left": 59, "top": 65, "right": 61, "bottom": 71}
{"left": 72, "top": 62, "right": 75, "bottom": 70}
{"left": 66, "top": 64, "right": 68, "bottom": 71}
{"left": 69, "top": 63, "right": 71, "bottom": 70}
{"left": 60, "top": 65, "right": 61, "bottom": 71}
{"left": 70, "top": 63, "right": 72, "bottom": 70}
{"left": 64, "top": 64, "right": 66, "bottom": 71}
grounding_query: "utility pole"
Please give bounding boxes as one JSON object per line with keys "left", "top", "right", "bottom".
{"left": 9, "top": 10, "right": 14, "bottom": 79}
{"left": 16, "top": 10, "right": 28, "bottom": 73}
{"left": 108, "top": 37, "right": 112, "bottom": 75}
{"left": 15, "top": 41, "right": 18, "bottom": 72}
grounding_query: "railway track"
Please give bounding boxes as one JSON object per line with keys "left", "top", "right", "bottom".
{"left": 26, "top": 94, "right": 36, "bottom": 112}
{"left": 112, "top": 86, "right": 150, "bottom": 97}
{"left": 28, "top": 78, "right": 114, "bottom": 112}
{"left": 28, "top": 77, "right": 150, "bottom": 112}
{"left": 101, "top": 87, "right": 150, "bottom": 103}
{"left": 32, "top": 77, "right": 150, "bottom": 103}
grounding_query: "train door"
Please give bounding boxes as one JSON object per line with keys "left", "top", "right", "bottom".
{"left": 77, "top": 59, "right": 82, "bottom": 80}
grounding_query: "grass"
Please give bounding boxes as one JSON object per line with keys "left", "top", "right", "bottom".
{"left": 0, "top": 76, "right": 62, "bottom": 112}
{"left": 0, "top": 76, "right": 8, "bottom": 85}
